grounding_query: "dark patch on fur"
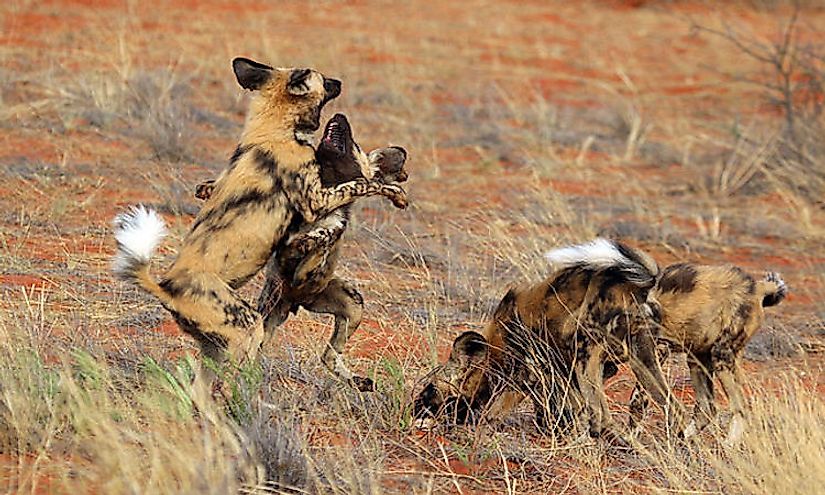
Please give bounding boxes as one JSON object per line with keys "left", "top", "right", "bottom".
{"left": 603, "top": 361, "right": 619, "bottom": 380}
{"left": 646, "top": 300, "right": 663, "bottom": 323}
{"left": 159, "top": 275, "right": 203, "bottom": 299}
{"left": 254, "top": 148, "right": 279, "bottom": 175}
{"left": 547, "top": 266, "right": 590, "bottom": 301}
{"left": 614, "top": 241, "right": 656, "bottom": 287}
{"left": 223, "top": 301, "right": 257, "bottom": 328}
{"left": 190, "top": 189, "right": 271, "bottom": 233}
{"left": 493, "top": 289, "right": 518, "bottom": 322}
{"left": 736, "top": 302, "right": 753, "bottom": 323}
{"left": 170, "top": 310, "right": 202, "bottom": 337}
{"left": 342, "top": 285, "right": 363, "bottom": 306}
{"left": 745, "top": 277, "right": 756, "bottom": 295}
{"left": 454, "top": 331, "right": 488, "bottom": 359}
{"left": 413, "top": 383, "right": 441, "bottom": 418}
{"left": 596, "top": 268, "right": 631, "bottom": 301}
{"left": 288, "top": 68, "right": 311, "bottom": 87}
{"left": 230, "top": 144, "right": 251, "bottom": 168}
{"left": 158, "top": 278, "right": 182, "bottom": 298}
{"left": 658, "top": 263, "right": 698, "bottom": 294}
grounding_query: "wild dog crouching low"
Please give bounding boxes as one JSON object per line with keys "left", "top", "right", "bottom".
{"left": 413, "top": 239, "right": 686, "bottom": 442}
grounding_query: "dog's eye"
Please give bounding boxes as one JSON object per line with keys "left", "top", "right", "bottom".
{"left": 288, "top": 68, "right": 312, "bottom": 94}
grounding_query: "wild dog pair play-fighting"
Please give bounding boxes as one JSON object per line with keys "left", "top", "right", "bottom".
{"left": 415, "top": 239, "right": 786, "bottom": 445}
{"left": 113, "top": 58, "right": 408, "bottom": 377}
{"left": 197, "top": 112, "right": 408, "bottom": 390}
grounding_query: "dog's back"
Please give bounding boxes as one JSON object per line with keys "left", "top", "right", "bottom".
{"left": 649, "top": 264, "right": 787, "bottom": 352}
{"left": 414, "top": 239, "right": 660, "bottom": 432}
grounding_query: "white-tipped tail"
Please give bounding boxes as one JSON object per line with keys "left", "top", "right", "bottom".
{"left": 546, "top": 238, "right": 625, "bottom": 270}
{"left": 545, "top": 237, "right": 658, "bottom": 287}
{"left": 112, "top": 205, "right": 167, "bottom": 279}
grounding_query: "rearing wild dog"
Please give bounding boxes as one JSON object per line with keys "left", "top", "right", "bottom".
{"left": 414, "top": 239, "right": 686, "bottom": 441}
{"left": 195, "top": 113, "right": 409, "bottom": 390}
{"left": 628, "top": 263, "right": 787, "bottom": 446}
{"left": 112, "top": 58, "right": 406, "bottom": 368}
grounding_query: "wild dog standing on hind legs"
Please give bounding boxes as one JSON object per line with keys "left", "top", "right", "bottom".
{"left": 414, "top": 239, "right": 686, "bottom": 442}
{"left": 112, "top": 58, "right": 406, "bottom": 374}
{"left": 628, "top": 263, "right": 787, "bottom": 446}
{"left": 195, "top": 113, "right": 409, "bottom": 390}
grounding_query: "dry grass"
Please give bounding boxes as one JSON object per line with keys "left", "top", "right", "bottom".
{"left": 1, "top": 0, "right": 824, "bottom": 493}
{"left": 1, "top": 295, "right": 823, "bottom": 494}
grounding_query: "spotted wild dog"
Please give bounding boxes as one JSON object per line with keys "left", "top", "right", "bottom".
{"left": 413, "top": 239, "right": 686, "bottom": 441}
{"left": 195, "top": 113, "right": 409, "bottom": 390}
{"left": 628, "top": 263, "right": 787, "bottom": 446}
{"left": 112, "top": 58, "right": 407, "bottom": 370}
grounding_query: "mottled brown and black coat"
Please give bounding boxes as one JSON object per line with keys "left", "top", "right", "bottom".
{"left": 630, "top": 263, "right": 787, "bottom": 445}
{"left": 413, "top": 239, "right": 685, "bottom": 440}
{"left": 113, "top": 58, "right": 406, "bottom": 368}
{"left": 196, "top": 113, "right": 409, "bottom": 389}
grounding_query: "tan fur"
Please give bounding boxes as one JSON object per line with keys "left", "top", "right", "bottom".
{"left": 630, "top": 263, "right": 787, "bottom": 445}
{"left": 194, "top": 113, "right": 408, "bottom": 391}
{"left": 114, "top": 59, "right": 406, "bottom": 372}
{"left": 414, "top": 243, "right": 686, "bottom": 440}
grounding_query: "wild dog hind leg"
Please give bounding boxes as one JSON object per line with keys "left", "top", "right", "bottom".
{"left": 257, "top": 255, "right": 292, "bottom": 342}
{"left": 303, "top": 278, "right": 372, "bottom": 391}
{"left": 684, "top": 352, "right": 716, "bottom": 438}
{"left": 713, "top": 348, "right": 747, "bottom": 446}
{"left": 628, "top": 319, "right": 686, "bottom": 438}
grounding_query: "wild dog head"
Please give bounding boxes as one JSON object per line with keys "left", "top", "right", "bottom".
{"left": 194, "top": 114, "right": 409, "bottom": 203}
{"left": 316, "top": 113, "right": 409, "bottom": 186}
{"left": 368, "top": 146, "right": 408, "bottom": 183}
{"left": 413, "top": 331, "right": 490, "bottom": 426}
{"left": 232, "top": 57, "right": 341, "bottom": 144}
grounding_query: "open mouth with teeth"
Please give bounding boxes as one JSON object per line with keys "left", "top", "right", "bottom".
{"left": 319, "top": 113, "right": 352, "bottom": 157}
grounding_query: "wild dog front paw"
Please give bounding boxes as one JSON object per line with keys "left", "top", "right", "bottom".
{"left": 380, "top": 184, "right": 408, "bottom": 209}
{"left": 195, "top": 180, "right": 216, "bottom": 200}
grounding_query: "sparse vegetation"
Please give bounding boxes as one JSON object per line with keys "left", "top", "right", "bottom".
{"left": 1, "top": 0, "right": 824, "bottom": 493}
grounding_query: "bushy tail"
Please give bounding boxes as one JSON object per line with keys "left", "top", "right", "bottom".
{"left": 112, "top": 205, "right": 173, "bottom": 305}
{"left": 756, "top": 272, "right": 787, "bottom": 307}
{"left": 545, "top": 238, "right": 659, "bottom": 287}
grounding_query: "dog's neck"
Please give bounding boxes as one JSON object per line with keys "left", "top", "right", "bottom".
{"left": 240, "top": 96, "right": 315, "bottom": 158}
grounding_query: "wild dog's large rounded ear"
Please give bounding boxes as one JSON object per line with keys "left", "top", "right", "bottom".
{"left": 450, "top": 331, "right": 488, "bottom": 366}
{"left": 232, "top": 57, "right": 273, "bottom": 91}
{"left": 287, "top": 68, "right": 312, "bottom": 96}
{"left": 368, "top": 146, "right": 408, "bottom": 180}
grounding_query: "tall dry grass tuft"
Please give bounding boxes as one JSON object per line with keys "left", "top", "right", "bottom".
{"left": 0, "top": 321, "right": 265, "bottom": 494}
{"left": 53, "top": 67, "right": 196, "bottom": 161}
{"left": 638, "top": 373, "right": 825, "bottom": 495}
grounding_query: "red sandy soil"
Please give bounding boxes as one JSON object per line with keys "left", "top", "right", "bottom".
{"left": 1, "top": 0, "right": 824, "bottom": 492}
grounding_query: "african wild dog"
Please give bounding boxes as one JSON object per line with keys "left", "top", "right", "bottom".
{"left": 628, "top": 263, "right": 787, "bottom": 446}
{"left": 195, "top": 113, "right": 409, "bottom": 390}
{"left": 413, "top": 239, "right": 685, "bottom": 441}
{"left": 112, "top": 58, "right": 407, "bottom": 370}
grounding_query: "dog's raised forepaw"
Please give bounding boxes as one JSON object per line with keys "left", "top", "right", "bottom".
{"left": 381, "top": 184, "right": 408, "bottom": 209}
